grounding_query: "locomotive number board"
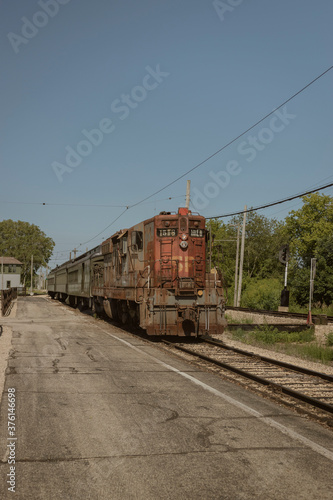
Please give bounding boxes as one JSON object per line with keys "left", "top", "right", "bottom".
{"left": 157, "top": 228, "right": 178, "bottom": 237}
{"left": 189, "top": 229, "right": 205, "bottom": 237}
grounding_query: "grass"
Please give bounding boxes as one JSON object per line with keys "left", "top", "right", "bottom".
{"left": 326, "top": 332, "right": 333, "bottom": 347}
{"left": 288, "top": 304, "right": 333, "bottom": 316}
{"left": 225, "top": 314, "right": 253, "bottom": 325}
{"left": 229, "top": 325, "right": 333, "bottom": 365}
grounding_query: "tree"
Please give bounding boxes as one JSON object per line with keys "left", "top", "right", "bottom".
{"left": 230, "top": 211, "right": 285, "bottom": 280}
{"left": 207, "top": 212, "right": 285, "bottom": 304}
{"left": 284, "top": 193, "right": 333, "bottom": 265}
{"left": 284, "top": 193, "right": 333, "bottom": 306}
{"left": 0, "top": 220, "right": 55, "bottom": 286}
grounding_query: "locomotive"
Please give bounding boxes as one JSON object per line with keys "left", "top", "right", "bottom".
{"left": 47, "top": 207, "right": 227, "bottom": 336}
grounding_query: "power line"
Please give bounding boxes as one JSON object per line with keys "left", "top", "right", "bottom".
{"left": 78, "top": 207, "right": 129, "bottom": 247}
{"left": 73, "top": 196, "right": 186, "bottom": 249}
{"left": 129, "top": 64, "right": 333, "bottom": 208}
{"left": 206, "top": 182, "right": 333, "bottom": 219}
{"left": 50, "top": 64, "right": 333, "bottom": 256}
{"left": 0, "top": 195, "right": 185, "bottom": 209}
{"left": 264, "top": 174, "right": 333, "bottom": 217}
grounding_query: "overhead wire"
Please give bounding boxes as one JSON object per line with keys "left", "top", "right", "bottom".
{"left": 48, "top": 64, "right": 333, "bottom": 257}
{"left": 129, "top": 64, "right": 333, "bottom": 208}
{"left": 0, "top": 195, "right": 185, "bottom": 209}
{"left": 206, "top": 182, "right": 333, "bottom": 219}
{"left": 264, "top": 174, "right": 333, "bottom": 217}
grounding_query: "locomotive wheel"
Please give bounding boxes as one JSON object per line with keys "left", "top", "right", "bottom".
{"left": 117, "top": 300, "right": 129, "bottom": 325}
{"left": 78, "top": 299, "right": 88, "bottom": 311}
{"left": 93, "top": 299, "right": 103, "bottom": 316}
{"left": 128, "top": 303, "right": 140, "bottom": 326}
{"left": 110, "top": 299, "right": 119, "bottom": 321}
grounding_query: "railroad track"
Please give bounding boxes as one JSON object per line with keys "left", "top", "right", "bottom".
{"left": 163, "top": 337, "right": 333, "bottom": 417}
{"left": 226, "top": 306, "right": 333, "bottom": 322}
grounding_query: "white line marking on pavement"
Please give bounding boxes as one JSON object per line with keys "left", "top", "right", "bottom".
{"left": 96, "top": 328, "right": 333, "bottom": 462}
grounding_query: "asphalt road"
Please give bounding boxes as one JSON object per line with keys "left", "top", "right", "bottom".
{"left": 0, "top": 296, "right": 333, "bottom": 499}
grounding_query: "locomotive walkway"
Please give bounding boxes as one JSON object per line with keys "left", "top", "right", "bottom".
{"left": 0, "top": 297, "right": 333, "bottom": 499}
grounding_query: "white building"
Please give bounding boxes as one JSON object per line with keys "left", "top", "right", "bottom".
{"left": 0, "top": 257, "right": 23, "bottom": 290}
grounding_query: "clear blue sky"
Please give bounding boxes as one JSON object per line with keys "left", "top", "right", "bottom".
{"left": 1, "top": 0, "right": 332, "bottom": 265}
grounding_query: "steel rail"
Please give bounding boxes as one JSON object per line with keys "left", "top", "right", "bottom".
{"left": 226, "top": 306, "right": 333, "bottom": 322}
{"left": 201, "top": 336, "right": 333, "bottom": 382}
{"left": 163, "top": 340, "right": 333, "bottom": 415}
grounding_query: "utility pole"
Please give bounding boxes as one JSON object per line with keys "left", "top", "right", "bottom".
{"left": 307, "top": 258, "right": 316, "bottom": 325}
{"left": 185, "top": 180, "right": 191, "bottom": 209}
{"left": 237, "top": 205, "right": 247, "bottom": 307}
{"left": 209, "top": 222, "right": 212, "bottom": 272}
{"left": 233, "top": 224, "right": 240, "bottom": 307}
{"left": 73, "top": 248, "right": 77, "bottom": 259}
{"left": 30, "top": 255, "right": 33, "bottom": 296}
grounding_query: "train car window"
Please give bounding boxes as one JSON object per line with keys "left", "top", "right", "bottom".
{"left": 131, "top": 231, "right": 143, "bottom": 251}
{"left": 68, "top": 270, "right": 78, "bottom": 283}
{"left": 157, "top": 228, "right": 178, "bottom": 237}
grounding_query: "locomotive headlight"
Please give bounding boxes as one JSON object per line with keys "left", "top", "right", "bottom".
{"left": 180, "top": 241, "right": 188, "bottom": 249}
{"left": 198, "top": 290, "right": 203, "bottom": 297}
{"left": 181, "top": 234, "right": 188, "bottom": 240}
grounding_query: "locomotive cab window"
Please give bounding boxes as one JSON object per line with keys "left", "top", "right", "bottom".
{"left": 122, "top": 237, "right": 127, "bottom": 255}
{"left": 131, "top": 231, "right": 143, "bottom": 251}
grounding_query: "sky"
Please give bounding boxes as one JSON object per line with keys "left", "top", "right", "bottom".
{"left": 1, "top": 0, "right": 333, "bottom": 266}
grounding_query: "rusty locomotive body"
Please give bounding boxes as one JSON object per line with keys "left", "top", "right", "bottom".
{"left": 47, "top": 208, "right": 227, "bottom": 336}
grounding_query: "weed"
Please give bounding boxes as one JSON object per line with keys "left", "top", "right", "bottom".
{"left": 230, "top": 325, "right": 332, "bottom": 365}
{"left": 294, "top": 344, "right": 333, "bottom": 364}
{"left": 225, "top": 315, "right": 253, "bottom": 325}
{"left": 325, "top": 332, "right": 333, "bottom": 347}
{"left": 232, "top": 328, "right": 248, "bottom": 342}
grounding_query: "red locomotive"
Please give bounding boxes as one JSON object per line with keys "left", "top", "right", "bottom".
{"left": 48, "top": 207, "right": 227, "bottom": 336}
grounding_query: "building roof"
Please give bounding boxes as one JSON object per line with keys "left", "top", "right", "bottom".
{"left": 0, "top": 257, "right": 23, "bottom": 265}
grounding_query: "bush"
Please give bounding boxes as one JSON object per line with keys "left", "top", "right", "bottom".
{"left": 251, "top": 325, "right": 315, "bottom": 344}
{"left": 241, "top": 278, "right": 281, "bottom": 310}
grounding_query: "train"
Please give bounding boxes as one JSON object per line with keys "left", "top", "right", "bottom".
{"left": 47, "top": 207, "right": 227, "bottom": 336}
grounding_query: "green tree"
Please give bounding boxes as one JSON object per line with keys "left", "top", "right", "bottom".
{"left": 0, "top": 220, "right": 55, "bottom": 286}
{"left": 230, "top": 211, "right": 285, "bottom": 279}
{"left": 284, "top": 193, "right": 333, "bottom": 306}
{"left": 284, "top": 193, "right": 333, "bottom": 265}
{"left": 206, "top": 212, "right": 285, "bottom": 305}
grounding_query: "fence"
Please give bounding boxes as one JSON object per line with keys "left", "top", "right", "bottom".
{"left": 0, "top": 287, "right": 18, "bottom": 316}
